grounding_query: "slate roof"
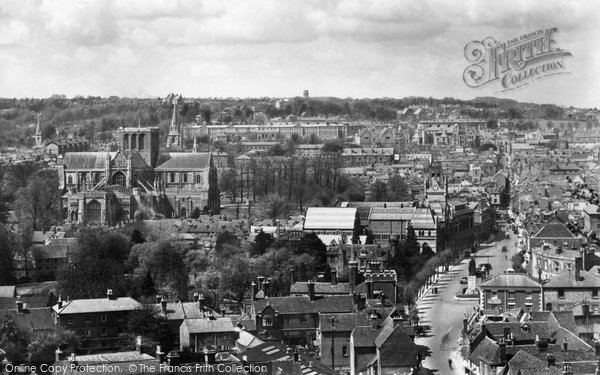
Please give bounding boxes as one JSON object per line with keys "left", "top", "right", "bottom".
{"left": 318, "top": 312, "right": 369, "bottom": 332}
{"left": 376, "top": 325, "right": 419, "bottom": 367}
{"left": 506, "top": 350, "right": 546, "bottom": 373}
{"left": 155, "top": 301, "right": 220, "bottom": 321}
{"left": 62, "top": 152, "right": 109, "bottom": 170}
{"left": 55, "top": 351, "right": 159, "bottom": 375}
{"left": 155, "top": 152, "right": 211, "bottom": 171}
{"left": 290, "top": 282, "right": 351, "bottom": 295}
{"left": 53, "top": 297, "right": 141, "bottom": 314}
{"left": 485, "top": 322, "right": 551, "bottom": 341}
{"left": 39, "top": 238, "right": 78, "bottom": 259}
{"left": 351, "top": 326, "right": 378, "bottom": 347}
{"left": 182, "top": 317, "right": 235, "bottom": 333}
{"left": 531, "top": 218, "right": 575, "bottom": 238}
{"left": 303, "top": 207, "right": 357, "bottom": 230}
{"left": 6, "top": 307, "right": 55, "bottom": 332}
{"left": 253, "top": 295, "right": 354, "bottom": 315}
{"left": 544, "top": 270, "right": 600, "bottom": 288}
{"left": 468, "top": 336, "right": 501, "bottom": 365}
{"left": 480, "top": 273, "right": 541, "bottom": 289}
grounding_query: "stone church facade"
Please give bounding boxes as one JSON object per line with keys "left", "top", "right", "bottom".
{"left": 58, "top": 123, "right": 220, "bottom": 226}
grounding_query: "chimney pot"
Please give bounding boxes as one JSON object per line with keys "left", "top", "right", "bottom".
{"left": 160, "top": 298, "right": 167, "bottom": 314}
{"left": 331, "top": 269, "right": 337, "bottom": 285}
{"left": 16, "top": 300, "right": 23, "bottom": 314}
{"left": 106, "top": 289, "right": 114, "bottom": 300}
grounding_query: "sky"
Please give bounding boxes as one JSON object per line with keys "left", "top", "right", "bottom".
{"left": 0, "top": 0, "right": 598, "bottom": 108}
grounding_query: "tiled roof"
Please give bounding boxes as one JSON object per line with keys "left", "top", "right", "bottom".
{"left": 318, "top": 312, "right": 369, "bottom": 332}
{"left": 480, "top": 274, "right": 541, "bottom": 289}
{"left": 531, "top": 218, "right": 575, "bottom": 239}
{"left": 468, "top": 336, "right": 501, "bottom": 365}
{"left": 154, "top": 152, "right": 211, "bottom": 171}
{"left": 351, "top": 326, "right": 377, "bottom": 347}
{"left": 63, "top": 152, "right": 109, "bottom": 170}
{"left": 376, "top": 325, "right": 418, "bottom": 367}
{"left": 545, "top": 270, "right": 600, "bottom": 288}
{"left": 507, "top": 350, "right": 547, "bottom": 374}
{"left": 485, "top": 322, "right": 551, "bottom": 342}
{"left": 53, "top": 297, "right": 141, "bottom": 314}
{"left": 182, "top": 317, "right": 235, "bottom": 333}
{"left": 253, "top": 295, "right": 354, "bottom": 315}
{"left": 7, "top": 307, "right": 55, "bottom": 331}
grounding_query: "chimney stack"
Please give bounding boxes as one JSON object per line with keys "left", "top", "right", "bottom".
{"left": 307, "top": 280, "right": 316, "bottom": 301}
{"left": 547, "top": 353, "right": 556, "bottom": 367}
{"left": 156, "top": 346, "right": 163, "bottom": 362}
{"left": 575, "top": 257, "right": 583, "bottom": 282}
{"left": 136, "top": 336, "right": 142, "bottom": 353}
{"left": 55, "top": 347, "right": 63, "bottom": 362}
{"left": 198, "top": 294, "right": 205, "bottom": 312}
{"left": 16, "top": 299, "right": 23, "bottom": 314}
{"left": 462, "top": 318, "right": 468, "bottom": 334}
{"left": 366, "top": 279, "right": 374, "bottom": 299}
{"left": 369, "top": 311, "right": 379, "bottom": 330}
{"left": 193, "top": 292, "right": 199, "bottom": 302}
{"left": 331, "top": 268, "right": 337, "bottom": 285}
{"left": 156, "top": 295, "right": 162, "bottom": 304}
{"left": 562, "top": 337, "right": 568, "bottom": 352}
{"left": 57, "top": 295, "right": 63, "bottom": 310}
{"left": 503, "top": 327, "right": 511, "bottom": 340}
{"left": 106, "top": 289, "right": 114, "bottom": 300}
{"left": 263, "top": 279, "right": 270, "bottom": 297}
{"left": 562, "top": 364, "right": 573, "bottom": 375}
{"left": 499, "top": 338, "right": 507, "bottom": 363}
{"left": 257, "top": 276, "right": 265, "bottom": 292}
{"left": 250, "top": 281, "right": 257, "bottom": 301}
{"left": 160, "top": 298, "right": 167, "bottom": 314}
{"left": 349, "top": 261, "right": 358, "bottom": 294}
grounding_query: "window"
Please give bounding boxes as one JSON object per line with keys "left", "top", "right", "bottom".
{"left": 101, "top": 313, "right": 107, "bottom": 322}
{"left": 558, "top": 290, "right": 565, "bottom": 299}
{"left": 262, "top": 316, "right": 273, "bottom": 327}
{"left": 87, "top": 200, "right": 102, "bottom": 222}
{"left": 526, "top": 291, "right": 532, "bottom": 300}
{"left": 101, "top": 327, "right": 107, "bottom": 336}
{"left": 342, "top": 346, "right": 348, "bottom": 357}
{"left": 85, "top": 315, "right": 91, "bottom": 323}
{"left": 85, "top": 329, "right": 92, "bottom": 337}
{"left": 196, "top": 174, "right": 202, "bottom": 184}
{"left": 300, "top": 315, "right": 308, "bottom": 323}
{"left": 67, "top": 176, "right": 73, "bottom": 185}
{"left": 170, "top": 173, "right": 175, "bottom": 183}
{"left": 67, "top": 317, "right": 74, "bottom": 325}
{"left": 491, "top": 291, "right": 498, "bottom": 298}
{"left": 138, "top": 134, "right": 145, "bottom": 150}
{"left": 112, "top": 171, "right": 126, "bottom": 186}
{"left": 183, "top": 173, "right": 188, "bottom": 183}
{"left": 508, "top": 291, "right": 515, "bottom": 300}
{"left": 593, "top": 289, "right": 599, "bottom": 299}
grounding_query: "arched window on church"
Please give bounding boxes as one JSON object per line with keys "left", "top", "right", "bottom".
{"left": 138, "top": 134, "right": 145, "bottom": 150}
{"left": 131, "top": 134, "right": 137, "bottom": 150}
{"left": 112, "top": 171, "right": 126, "bottom": 187}
{"left": 87, "top": 200, "right": 102, "bottom": 223}
{"left": 123, "top": 134, "right": 129, "bottom": 149}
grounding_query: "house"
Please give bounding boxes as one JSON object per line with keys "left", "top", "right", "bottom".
{"left": 5, "top": 298, "right": 55, "bottom": 334}
{"left": 350, "top": 317, "right": 420, "bottom": 375}
{"left": 34, "top": 237, "right": 77, "bottom": 280}
{"left": 528, "top": 218, "right": 581, "bottom": 251}
{"left": 318, "top": 312, "right": 369, "bottom": 371}
{"left": 51, "top": 290, "right": 141, "bottom": 353}
{"left": 478, "top": 274, "right": 542, "bottom": 311}
{"left": 179, "top": 316, "right": 238, "bottom": 353}
{"left": 52, "top": 351, "right": 160, "bottom": 375}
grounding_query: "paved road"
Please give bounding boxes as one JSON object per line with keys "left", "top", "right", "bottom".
{"left": 415, "top": 223, "right": 517, "bottom": 374}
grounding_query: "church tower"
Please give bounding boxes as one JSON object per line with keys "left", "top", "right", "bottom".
{"left": 166, "top": 93, "right": 183, "bottom": 148}
{"left": 34, "top": 113, "right": 43, "bottom": 147}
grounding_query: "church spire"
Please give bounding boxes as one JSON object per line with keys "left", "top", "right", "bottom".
{"left": 167, "top": 93, "right": 182, "bottom": 147}
{"left": 34, "top": 113, "right": 43, "bottom": 147}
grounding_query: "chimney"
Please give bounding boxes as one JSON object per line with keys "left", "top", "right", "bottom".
{"left": 349, "top": 261, "right": 358, "bottom": 294}
{"left": 331, "top": 268, "right": 337, "bottom": 285}
{"left": 203, "top": 346, "right": 216, "bottom": 364}
{"left": 193, "top": 292, "right": 199, "bottom": 302}
{"left": 156, "top": 346, "right": 163, "bottom": 362}
{"left": 499, "top": 338, "right": 507, "bottom": 363}
{"left": 156, "top": 295, "right": 162, "bottom": 304}
{"left": 583, "top": 303, "right": 590, "bottom": 317}
{"left": 307, "top": 280, "right": 316, "bottom": 301}
{"left": 106, "top": 289, "right": 114, "bottom": 300}
{"left": 366, "top": 279, "right": 374, "bottom": 299}
{"left": 462, "top": 318, "right": 468, "bottom": 334}
{"left": 166, "top": 351, "right": 180, "bottom": 366}
{"left": 503, "top": 327, "right": 511, "bottom": 340}
{"left": 198, "top": 294, "right": 205, "bottom": 311}
{"left": 55, "top": 347, "right": 62, "bottom": 362}
{"left": 57, "top": 295, "right": 63, "bottom": 309}
{"left": 575, "top": 257, "right": 583, "bottom": 282}
{"left": 136, "top": 336, "right": 142, "bottom": 353}
{"left": 251, "top": 281, "right": 257, "bottom": 301}
{"left": 562, "top": 337, "right": 568, "bottom": 352}
{"left": 16, "top": 299, "right": 23, "bottom": 314}
{"left": 369, "top": 311, "right": 379, "bottom": 330}
{"left": 263, "top": 279, "right": 270, "bottom": 297}
{"left": 547, "top": 353, "right": 556, "bottom": 367}
{"left": 257, "top": 276, "right": 265, "bottom": 291}
{"left": 160, "top": 298, "right": 167, "bottom": 314}
{"left": 563, "top": 364, "right": 572, "bottom": 375}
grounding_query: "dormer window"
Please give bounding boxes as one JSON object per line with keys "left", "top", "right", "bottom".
{"left": 262, "top": 316, "right": 273, "bottom": 327}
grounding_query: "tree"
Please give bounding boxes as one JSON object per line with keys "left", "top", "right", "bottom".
{"left": 387, "top": 175, "right": 411, "bottom": 201}
{"left": 27, "top": 329, "right": 79, "bottom": 363}
{"left": 190, "top": 207, "right": 201, "bottom": 219}
{"left": 351, "top": 210, "right": 362, "bottom": 244}
{"left": 126, "top": 303, "right": 174, "bottom": 352}
{"left": 251, "top": 231, "right": 274, "bottom": 257}
{"left": 139, "top": 271, "right": 157, "bottom": 298}
{"left": 14, "top": 169, "right": 61, "bottom": 230}
{"left": 258, "top": 193, "right": 288, "bottom": 225}
{"left": 371, "top": 180, "right": 388, "bottom": 201}
{"left": 0, "top": 226, "right": 20, "bottom": 285}
{"left": 0, "top": 311, "right": 29, "bottom": 362}
{"left": 486, "top": 119, "right": 498, "bottom": 130}
{"left": 511, "top": 253, "right": 526, "bottom": 273}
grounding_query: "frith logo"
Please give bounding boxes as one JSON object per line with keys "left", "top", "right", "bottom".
{"left": 463, "top": 28, "right": 572, "bottom": 91}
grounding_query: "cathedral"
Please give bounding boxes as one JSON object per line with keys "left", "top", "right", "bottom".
{"left": 58, "top": 95, "right": 220, "bottom": 226}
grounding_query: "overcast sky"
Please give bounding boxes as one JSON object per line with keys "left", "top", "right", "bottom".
{"left": 0, "top": 0, "right": 598, "bottom": 107}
